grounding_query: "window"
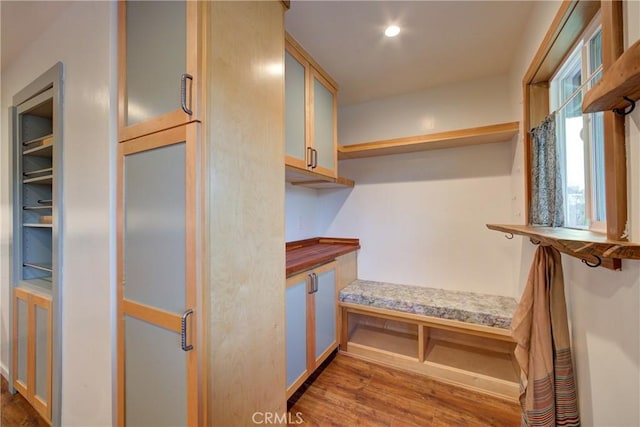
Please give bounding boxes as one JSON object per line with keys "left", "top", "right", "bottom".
{"left": 549, "top": 16, "right": 605, "bottom": 232}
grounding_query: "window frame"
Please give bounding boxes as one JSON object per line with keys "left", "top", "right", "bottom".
{"left": 523, "top": 0, "right": 626, "bottom": 243}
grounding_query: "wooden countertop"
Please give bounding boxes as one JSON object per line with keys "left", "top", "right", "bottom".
{"left": 286, "top": 237, "right": 360, "bottom": 277}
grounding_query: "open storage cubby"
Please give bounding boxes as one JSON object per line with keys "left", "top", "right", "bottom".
{"left": 15, "top": 90, "right": 55, "bottom": 289}
{"left": 344, "top": 311, "right": 520, "bottom": 401}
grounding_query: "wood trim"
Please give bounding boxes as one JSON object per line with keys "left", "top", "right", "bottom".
{"left": 286, "top": 370, "right": 309, "bottom": 400}
{"left": 583, "top": 38, "right": 640, "bottom": 113}
{"left": 121, "top": 123, "right": 187, "bottom": 155}
{"left": 31, "top": 291, "right": 52, "bottom": 422}
{"left": 522, "top": 0, "right": 625, "bottom": 240}
{"left": 285, "top": 33, "right": 339, "bottom": 91}
{"left": 121, "top": 299, "right": 182, "bottom": 333}
{"left": 184, "top": 120, "right": 199, "bottom": 427}
{"left": 340, "top": 303, "right": 514, "bottom": 342}
{"left": 338, "top": 122, "right": 520, "bottom": 159}
{"left": 601, "top": 0, "right": 627, "bottom": 241}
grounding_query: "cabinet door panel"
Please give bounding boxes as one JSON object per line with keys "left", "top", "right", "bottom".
{"left": 312, "top": 75, "right": 336, "bottom": 175}
{"left": 125, "top": 1, "right": 186, "bottom": 126}
{"left": 34, "top": 305, "right": 49, "bottom": 404}
{"left": 286, "top": 279, "right": 307, "bottom": 388}
{"left": 125, "top": 315, "right": 187, "bottom": 427}
{"left": 123, "top": 142, "right": 186, "bottom": 313}
{"left": 15, "top": 296, "right": 28, "bottom": 387}
{"left": 285, "top": 50, "right": 307, "bottom": 165}
{"left": 314, "top": 268, "right": 336, "bottom": 360}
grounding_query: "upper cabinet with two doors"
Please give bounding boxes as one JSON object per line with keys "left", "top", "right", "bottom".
{"left": 118, "top": 0, "right": 201, "bottom": 142}
{"left": 285, "top": 33, "right": 338, "bottom": 180}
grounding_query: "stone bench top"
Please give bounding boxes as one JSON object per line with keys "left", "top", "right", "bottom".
{"left": 339, "top": 280, "right": 518, "bottom": 329}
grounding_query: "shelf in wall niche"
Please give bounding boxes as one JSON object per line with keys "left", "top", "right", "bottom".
{"left": 582, "top": 39, "right": 640, "bottom": 114}
{"left": 285, "top": 165, "right": 354, "bottom": 189}
{"left": 338, "top": 122, "right": 519, "bottom": 160}
{"left": 484, "top": 224, "right": 640, "bottom": 270}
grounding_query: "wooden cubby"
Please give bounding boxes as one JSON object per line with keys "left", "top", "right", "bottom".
{"left": 342, "top": 310, "right": 520, "bottom": 401}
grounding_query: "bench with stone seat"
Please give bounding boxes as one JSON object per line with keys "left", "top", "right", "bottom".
{"left": 338, "top": 280, "right": 520, "bottom": 401}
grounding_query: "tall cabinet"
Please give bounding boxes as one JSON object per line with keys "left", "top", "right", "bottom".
{"left": 118, "top": 1, "right": 287, "bottom": 425}
{"left": 10, "top": 63, "right": 63, "bottom": 425}
{"left": 117, "top": 1, "right": 202, "bottom": 426}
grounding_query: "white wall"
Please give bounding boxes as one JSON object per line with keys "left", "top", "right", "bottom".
{"left": 285, "top": 74, "right": 520, "bottom": 296}
{"left": 0, "top": 2, "right": 115, "bottom": 426}
{"left": 507, "top": 2, "right": 640, "bottom": 425}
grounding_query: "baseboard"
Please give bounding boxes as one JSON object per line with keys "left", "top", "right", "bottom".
{"left": 0, "top": 361, "right": 9, "bottom": 380}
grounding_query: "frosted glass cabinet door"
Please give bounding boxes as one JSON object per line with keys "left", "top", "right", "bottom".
{"left": 119, "top": 1, "right": 199, "bottom": 141}
{"left": 314, "top": 267, "right": 336, "bottom": 361}
{"left": 286, "top": 278, "right": 308, "bottom": 391}
{"left": 312, "top": 72, "right": 336, "bottom": 177}
{"left": 14, "top": 294, "right": 28, "bottom": 388}
{"left": 285, "top": 49, "right": 307, "bottom": 168}
{"left": 119, "top": 124, "right": 198, "bottom": 426}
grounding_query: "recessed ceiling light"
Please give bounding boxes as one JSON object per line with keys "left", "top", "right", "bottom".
{"left": 384, "top": 25, "right": 400, "bottom": 38}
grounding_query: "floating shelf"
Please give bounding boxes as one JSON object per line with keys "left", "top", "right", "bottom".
{"left": 338, "top": 122, "right": 520, "bottom": 160}
{"left": 485, "top": 224, "right": 640, "bottom": 270}
{"left": 285, "top": 165, "right": 354, "bottom": 189}
{"left": 582, "top": 39, "right": 640, "bottom": 114}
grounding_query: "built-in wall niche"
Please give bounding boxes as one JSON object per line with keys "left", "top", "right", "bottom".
{"left": 10, "top": 62, "right": 62, "bottom": 425}
{"left": 17, "top": 93, "right": 55, "bottom": 286}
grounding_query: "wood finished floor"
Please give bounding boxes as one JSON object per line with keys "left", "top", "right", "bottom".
{"left": 1, "top": 375, "right": 48, "bottom": 427}
{"left": 288, "top": 353, "right": 520, "bottom": 426}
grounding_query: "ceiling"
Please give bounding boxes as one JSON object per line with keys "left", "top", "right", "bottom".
{"left": 1, "top": 1, "right": 72, "bottom": 71}
{"left": 285, "top": 1, "right": 535, "bottom": 106}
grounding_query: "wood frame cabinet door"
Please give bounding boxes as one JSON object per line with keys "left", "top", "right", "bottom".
{"left": 12, "top": 288, "right": 52, "bottom": 422}
{"left": 284, "top": 42, "right": 310, "bottom": 171}
{"left": 117, "top": 123, "right": 200, "bottom": 426}
{"left": 118, "top": 0, "right": 201, "bottom": 142}
{"left": 309, "top": 68, "right": 338, "bottom": 179}
{"left": 285, "top": 273, "right": 310, "bottom": 398}
{"left": 312, "top": 262, "right": 337, "bottom": 366}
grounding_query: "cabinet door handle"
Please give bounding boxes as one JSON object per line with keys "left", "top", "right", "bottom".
{"left": 313, "top": 273, "right": 318, "bottom": 293}
{"left": 181, "top": 73, "right": 193, "bottom": 115}
{"left": 307, "top": 274, "right": 314, "bottom": 294}
{"left": 312, "top": 149, "right": 318, "bottom": 169}
{"left": 181, "top": 309, "right": 194, "bottom": 351}
{"left": 306, "top": 146, "right": 313, "bottom": 168}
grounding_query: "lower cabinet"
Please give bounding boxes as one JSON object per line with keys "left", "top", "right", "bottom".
{"left": 13, "top": 287, "right": 52, "bottom": 422}
{"left": 285, "top": 261, "right": 337, "bottom": 398}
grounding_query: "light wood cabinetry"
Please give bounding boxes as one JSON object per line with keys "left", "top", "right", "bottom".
{"left": 286, "top": 261, "right": 338, "bottom": 398}
{"left": 13, "top": 287, "right": 52, "bottom": 422}
{"left": 118, "top": 1, "right": 202, "bottom": 142}
{"left": 285, "top": 34, "right": 338, "bottom": 180}
{"left": 118, "top": 1, "right": 287, "bottom": 425}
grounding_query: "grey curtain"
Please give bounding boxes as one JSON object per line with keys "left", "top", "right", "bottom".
{"left": 530, "top": 114, "right": 564, "bottom": 227}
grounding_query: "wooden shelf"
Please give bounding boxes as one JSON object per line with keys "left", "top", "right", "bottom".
{"left": 23, "top": 223, "right": 53, "bottom": 229}
{"left": 349, "top": 324, "right": 419, "bottom": 359}
{"left": 285, "top": 165, "right": 354, "bottom": 189}
{"left": 583, "top": 39, "right": 640, "bottom": 113}
{"left": 23, "top": 175, "right": 53, "bottom": 185}
{"left": 486, "top": 224, "right": 640, "bottom": 270}
{"left": 286, "top": 237, "right": 360, "bottom": 277}
{"left": 338, "top": 122, "right": 519, "bottom": 160}
{"left": 23, "top": 143, "right": 53, "bottom": 158}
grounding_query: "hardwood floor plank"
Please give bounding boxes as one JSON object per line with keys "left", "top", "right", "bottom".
{"left": 288, "top": 353, "right": 519, "bottom": 426}
{"left": 1, "top": 375, "right": 48, "bottom": 427}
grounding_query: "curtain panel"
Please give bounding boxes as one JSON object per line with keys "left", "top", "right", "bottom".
{"left": 530, "top": 114, "right": 564, "bottom": 227}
